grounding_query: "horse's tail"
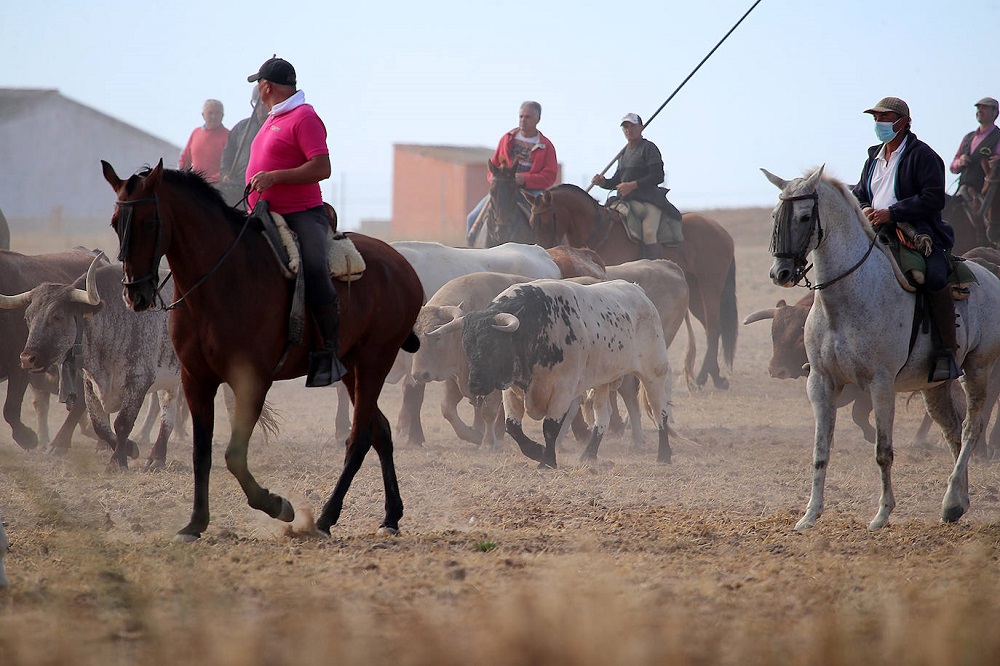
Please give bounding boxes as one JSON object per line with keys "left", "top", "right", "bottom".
{"left": 720, "top": 259, "right": 738, "bottom": 370}
{"left": 401, "top": 331, "right": 420, "bottom": 354}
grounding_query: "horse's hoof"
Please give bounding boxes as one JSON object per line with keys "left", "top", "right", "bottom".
{"left": 941, "top": 504, "right": 966, "bottom": 523}
{"left": 174, "top": 532, "right": 200, "bottom": 543}
{"left": 143, "top": 459, "right": 165, "bottom": 472}
{"left": 794, "top": 517, "right": 815, "bottom": 531}
{"left": 713, "top": 377, "right": 731, "bottom": 390}
{"left": 127, "top": 441, "right": 140, "bottom": 459}
{"left": 657, "top": 454, "right": 672, "bottom": 464}
{"left": 276, "top": 497, "right": 295, "bottom": 523}
{"left": 377, "top": 525, "right": 400, "bottom": 536}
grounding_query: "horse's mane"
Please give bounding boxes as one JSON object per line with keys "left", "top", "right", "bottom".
{"left": 138, "top": 166, "right": 247, "bottom": 226}
{"left": 550, "top": 183, "right": 601, "bottom": 210}
{"left": 815, "top": 168, "right": 876, "bottom": 242}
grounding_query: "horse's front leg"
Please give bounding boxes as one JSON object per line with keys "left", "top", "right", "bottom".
{"left": 796, "top": 372, "right": 840, "bottom": 530}
{"left": 224, "top": 380, "right": 292, "bottom": 523}
{"left": 867, "top": 378, "right": 897, "bottom": 530}
{"left": 176, "top": 375, "right": 220, "bottom": 541}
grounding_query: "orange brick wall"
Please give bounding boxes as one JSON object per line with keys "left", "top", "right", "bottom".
{"left": 391, "top": 150, "right": 488, "bottom": 245}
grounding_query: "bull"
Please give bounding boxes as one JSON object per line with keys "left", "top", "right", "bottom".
{"left": 3, "top": 255, "right": 183, "bottom": 470}
{"left": 0, "top": 247, "right": 100, "bottom": 451}
{"left": 436, "top": 279, "right": 673, "bottom": 468}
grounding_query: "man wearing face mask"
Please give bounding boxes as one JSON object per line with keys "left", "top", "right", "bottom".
{"left": 851, "top": 96, "right": 958, "bottom": 382}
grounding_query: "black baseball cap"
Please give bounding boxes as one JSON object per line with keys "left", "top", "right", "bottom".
{"left": 247, "top": 57, "right": 296, "bottom": 86}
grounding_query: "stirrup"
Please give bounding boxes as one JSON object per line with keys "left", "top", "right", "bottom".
{"left": 305, "top": 351, "right": 347, "bottom": 387}
{"left": 928, "top": 352, "right": 962, "bottom": 383}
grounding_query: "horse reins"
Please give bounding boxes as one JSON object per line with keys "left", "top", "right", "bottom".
{"left": 115, "top": 194, "right": 253, "bottom": 311}
{"left": 771, "top": 190, "right": 877, "bottom": 291}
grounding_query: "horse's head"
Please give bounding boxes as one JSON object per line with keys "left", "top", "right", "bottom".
{"left": 102, "top": 159, "right": 168, "bottom": 311}
{"left": 487, "top": 160, "right": 528, "bottom": 244}
{"left": 527, "top": 190, "right": 564, "bottom": 246}
{"left": 762, "top": 166, "right": 827, "bottom": 288}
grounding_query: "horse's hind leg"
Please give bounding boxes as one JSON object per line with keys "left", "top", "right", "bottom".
{"left": 223, "top": 381, "right": 294, "bottom": 524}
{"left": 370, "top": 409, "right": 405, "bottom": 534}
{"left": 941, "top": 362, "right": 990, "bottom": 522}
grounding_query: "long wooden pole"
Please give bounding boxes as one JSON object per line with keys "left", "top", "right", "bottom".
{"left": 586, "top": 0, "right": 764, "bottom": 193}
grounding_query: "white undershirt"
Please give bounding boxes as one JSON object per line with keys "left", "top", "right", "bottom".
{"left": 869, "top": 135, "right": 908, "bottom": 210}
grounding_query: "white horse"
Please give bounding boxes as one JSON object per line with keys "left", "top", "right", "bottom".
{"left": 762, "top": 165, "right": 1000, "bottom": 530}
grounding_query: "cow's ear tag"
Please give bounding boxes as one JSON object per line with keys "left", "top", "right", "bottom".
{"left": 82, "top": 312, "right": 95, "bottom": 319}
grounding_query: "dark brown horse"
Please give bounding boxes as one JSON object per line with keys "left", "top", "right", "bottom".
{"left": 101, "top": 159, "right": 423, "bottom": 540}
{"left": 529, "top": 184, "right": 738, "bottom": 388}
{"left": 944, "top": 194, "right": 989, "bottom": 253}
{"left": 470, "top": 161, "right": 535, "bottom": 247}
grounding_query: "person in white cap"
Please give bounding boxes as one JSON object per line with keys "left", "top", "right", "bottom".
{"left": 591, "top": 113, "right": 683, "bottom": 259}
{"left": 950, "top": 96, "right": 1000, "bottom": 208}
{"left": 851, "top": 96, "right": 959, "bottom": 382}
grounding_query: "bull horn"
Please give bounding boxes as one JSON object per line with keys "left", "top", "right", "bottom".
{"left": 0, "top": 290, "right": 33, "bottom": 310}
{"left": 742, "top": 308, "right": 776, "bottom": 325}
{"left": 70, "top": 253, "right": 105, "bottom": 306}
{"left": 426, "top": 316, "right": 464, "bottom": 339}
{"left": 492, "top": 313, "right": 520, "bottom": 332}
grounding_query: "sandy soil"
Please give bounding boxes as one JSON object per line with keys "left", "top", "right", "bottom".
{"left": 1, "top": 210, "right": 999, "bottom": 665}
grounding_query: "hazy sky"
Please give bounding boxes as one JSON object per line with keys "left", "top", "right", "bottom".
{"left": 3, "top": 0, "right": 997, "bottom": 229}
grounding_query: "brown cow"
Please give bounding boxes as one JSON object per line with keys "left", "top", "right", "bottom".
{"left": 744, "top": 289, "right": 1000, "bottom": 455}
{"left": 546, "top": 245, "right": 607, "bottom": 279}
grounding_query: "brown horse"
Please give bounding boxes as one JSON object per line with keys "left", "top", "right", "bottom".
{"left": 101, "top": 159, "right": 423, "bottom": 540}
{"left": 944, "top": 194, "right": 989, "bottom": 253}
{"left": 529, "top": 184, "right": 737, "bottom": 388}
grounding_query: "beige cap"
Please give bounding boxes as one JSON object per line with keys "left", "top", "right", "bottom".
{"left": 975, "top": 97, "right": 999, "bottom": 108}
{"left": 620, "top": 112, "right": 642, "bottom": 126}
{"left": 863, "top": 96, "right": 909, "bottom": 117}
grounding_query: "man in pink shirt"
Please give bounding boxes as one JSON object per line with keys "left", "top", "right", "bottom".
{"left": 247, "top": 56, "right": 345, "bottom": 386}
{"left": 179, "top": 99, "right": 229, "bottom": 183}
{"left": 950, "top": 96, "right": 1000, "bottom": 207}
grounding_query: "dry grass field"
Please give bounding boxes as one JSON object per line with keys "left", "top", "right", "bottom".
{"left": 1, "top": 210, "right": 999, "bottom": 665}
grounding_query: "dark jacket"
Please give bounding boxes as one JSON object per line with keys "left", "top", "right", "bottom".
{"left": 852, "top": 131, "right": 952, "bottom": 250}
{"left": 600, "top": 138, "right": 681, "bottom": 221}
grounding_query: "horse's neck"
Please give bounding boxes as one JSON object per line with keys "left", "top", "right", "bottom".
{"left": 810, "top": 205, "right": 893, "bottom": 301}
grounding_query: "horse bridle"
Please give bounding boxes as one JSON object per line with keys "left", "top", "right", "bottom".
{"left": 771, "top": 189, "right": 877, "bottom": 291}
{"left": 115, "top": 194, "right": 251, "bottom": 311}
{"left": 114, "top": 197, "right": 167, "bottom": 295}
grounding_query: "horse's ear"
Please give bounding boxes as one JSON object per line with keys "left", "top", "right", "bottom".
{"left": 760, "top": 168, "right": 789, "bottom": 191}
{"left": 488, "top": 160, "right": 500, "bottom": 176}
{"left": 146, "top": 159, "right": 165, "bottom": 188}
{"left": 542, "top": 191, "right": 552, "bottom": 204}
{"left": 522, "top": 191, "right": 538, "bottom": 206}
{"left": 101, "top": 160, "right": 123, "bottom": 191}
{"left": 802, "top": 164, "right": 825, "bottom": 191}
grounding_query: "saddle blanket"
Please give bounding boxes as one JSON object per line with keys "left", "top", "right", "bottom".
{"left": 270, "top": 211, "right": 365, "bottom": 282}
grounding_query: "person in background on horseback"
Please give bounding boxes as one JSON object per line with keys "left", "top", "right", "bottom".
{"left": 950, "top": 97, "right": 1000, "bottom": 210}
{"left": 852, "top": 96, "right": 960, "bottom": 382}
{"left": 465, "top": 101, "right": 558, "bottom": 243}
{"left": 179, "top": 99, "right": 229, "bottom": 184}
{"left": 219, "top": 87, "right": 268, "bottom": 209}
{"left": 591, "top": 113, "right": 683, "bottom": 260}
{"left": 246, "top": 56, "right": 346, "bottom": 387}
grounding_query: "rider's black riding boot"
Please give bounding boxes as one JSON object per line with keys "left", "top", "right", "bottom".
{"left": 927, "top": 286, "right": 963, "bottom": 382}
{"left": 641, "top": 242, "right": 664, "bottom": 261}
{"left": 306, "top": 303, "right": 348, "bottom": 387}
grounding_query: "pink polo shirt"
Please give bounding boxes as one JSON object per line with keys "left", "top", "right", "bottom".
{"left": 246, "top": 103, "right": 328, "bottom": 214}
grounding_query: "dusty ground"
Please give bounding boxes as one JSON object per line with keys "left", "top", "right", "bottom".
{"left": 1, "top": 211, "right": 999, "bottom": 665}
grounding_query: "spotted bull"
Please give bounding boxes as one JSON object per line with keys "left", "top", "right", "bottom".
{"left": 4, "top": 255, "right": 182, "bottom": 470}
{"left": 440, "top": 279, "right": 672, "bottom": 467}
{"left": 0, "top": 247, "right": 99, "bottom": 451}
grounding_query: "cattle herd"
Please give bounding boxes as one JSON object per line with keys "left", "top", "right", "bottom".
{"left": 1, "top": 225, "right": 997, "bottom": 548}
